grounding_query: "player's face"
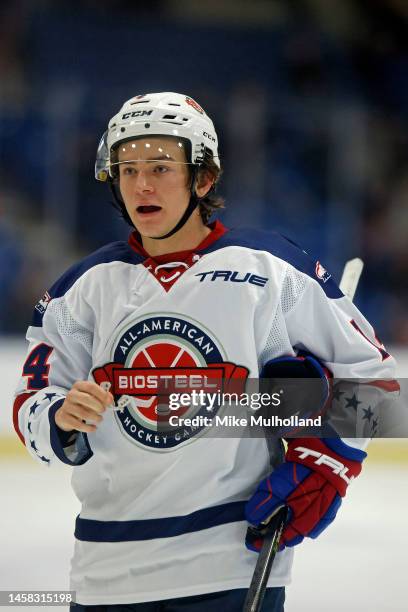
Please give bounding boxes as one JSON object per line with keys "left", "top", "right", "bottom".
{"left": 117, "top": 137, "right": 191, "bottom": 238}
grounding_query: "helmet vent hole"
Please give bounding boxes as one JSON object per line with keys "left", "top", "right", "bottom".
{"left": 144, "top": 123, "right": 151, "bottom": 128}
{"left": 162, "top": 114, "right": 176, "bottom": 119}
{"left": 168, "top": 103, "right": 181, "bottom": 106}
{"left": 130, "top": 99, "right": 151, "bottom": 105}
{"left": 120, "top": 127, "right": 126, "bottom": 132}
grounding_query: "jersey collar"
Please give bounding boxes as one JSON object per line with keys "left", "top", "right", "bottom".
{"left": 128, "top": 220, "right": 228, "bottom": 264}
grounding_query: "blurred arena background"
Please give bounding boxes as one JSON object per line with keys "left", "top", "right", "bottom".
{"left": 0, "top": 1, "right": 407, "bottom": 610}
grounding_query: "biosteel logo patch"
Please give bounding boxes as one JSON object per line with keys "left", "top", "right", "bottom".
{"left": 93, "top": 314, "right": 248, "bottom": 451}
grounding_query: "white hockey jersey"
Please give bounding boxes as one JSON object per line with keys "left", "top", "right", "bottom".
{"left": 13, "top": 221, "right": 396, "bottom": 605}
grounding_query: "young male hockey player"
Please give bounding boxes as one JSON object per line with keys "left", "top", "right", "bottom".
{"left": 13, "top": 93, "right": 396, "bottom": 611}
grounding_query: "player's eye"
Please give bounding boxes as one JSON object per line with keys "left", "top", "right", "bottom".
{"left": 154, "top": 164, "right": 170, "bottom": 174}
{"left": 121, "top": 165, "right": 137, "bottom": 176}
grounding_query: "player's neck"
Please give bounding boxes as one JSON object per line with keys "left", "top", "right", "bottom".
{"left": 141, "top": 216, "right": 211, "bottom": 257}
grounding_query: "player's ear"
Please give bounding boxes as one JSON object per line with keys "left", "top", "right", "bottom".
{"left": 195, "top": 169, "right": 214, "bottom": 198}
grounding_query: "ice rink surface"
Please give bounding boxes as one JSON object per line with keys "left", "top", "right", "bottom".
{"left": 1, "top": 455, "right": 407, "bottom": 612}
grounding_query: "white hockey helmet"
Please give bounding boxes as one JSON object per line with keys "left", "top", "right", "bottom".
{"left": 95, "top": 92, "right": 219, "bottom": 182}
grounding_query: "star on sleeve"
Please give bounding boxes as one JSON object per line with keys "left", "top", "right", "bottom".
{"left": 344, "top": 393, "right": 362, "bottom": 411}
{"left": 29, "top": 402, "right": 40, "bottom": 416}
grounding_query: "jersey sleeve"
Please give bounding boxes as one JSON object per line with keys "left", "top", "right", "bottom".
{"left": 283, "top": 265, "right": 395, "bottom": 378}
{"left": 261, "top": 261, "right": 398, "bottom": 445}
{"left": 13, "top": 276, "right": 95, "bottom": 467}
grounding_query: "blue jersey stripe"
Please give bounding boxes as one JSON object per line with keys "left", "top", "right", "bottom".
{"left": 200, "top": 227, "right": 343, "bottom": 299}
{"left": 74, "top": 500, "right": 246, "bottom": 542}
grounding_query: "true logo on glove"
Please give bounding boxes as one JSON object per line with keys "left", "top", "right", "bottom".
{"left": 294, "top": 446, "right": 354, "bottom": 485}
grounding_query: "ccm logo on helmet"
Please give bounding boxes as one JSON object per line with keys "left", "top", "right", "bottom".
{"left": 294, "top": 446, "right": 355, "bottom": 485}
{"left": 121, "top": 110, "right": 153, "bottom": 119}
{"left": 203, "top": 131, "right": 216, "bottom": 143}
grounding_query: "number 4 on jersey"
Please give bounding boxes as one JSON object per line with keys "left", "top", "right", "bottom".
{"left": 23, "top": 344, "right": 53, "bottom": 390}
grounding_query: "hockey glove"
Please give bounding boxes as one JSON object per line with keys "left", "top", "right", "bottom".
{"left": 259, "top": 354, "right": 332, "bottom": 429}
{"left": 245, "top": 437, "right": 366, "bottom": 551}
{"left": 261, "top": 353, "right": 331, "bottom": 382}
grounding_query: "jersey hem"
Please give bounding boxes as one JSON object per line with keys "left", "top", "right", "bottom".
{"left": 74, "top": 574, "right": 292, "bottom": 606}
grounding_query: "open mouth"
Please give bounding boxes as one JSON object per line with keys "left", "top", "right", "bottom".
{"left": 137, "top": 205, "right": 162, "bottom": 214}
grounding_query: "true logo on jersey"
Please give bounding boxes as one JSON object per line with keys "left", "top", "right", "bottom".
{"left": 93, "top": 314, "right": 248, "bottom": 451}
{"left": 34, "top": 291, "right": 51, "bottom": 314}
{"left": 315, "top": 261, "right": 331, "bottom": 283}
{"left": 195, "top": 270, "right": 268, "bottom": 287}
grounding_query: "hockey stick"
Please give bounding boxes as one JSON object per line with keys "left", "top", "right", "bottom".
{"left": 243, "top": 506, "right": 288, "bottom": 612}
{"left": 339, "top": 257, "right": 364, "bottom": 300}
{"left": 242, "top": 257, "right": 364, "bottom": 612}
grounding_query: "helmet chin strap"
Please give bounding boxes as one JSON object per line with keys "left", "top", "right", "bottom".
{"left": 150, "top": 166, "right": 200, "bottom": 241}
{"left": 150, "top": 194, "right": 200, "bottom": 240}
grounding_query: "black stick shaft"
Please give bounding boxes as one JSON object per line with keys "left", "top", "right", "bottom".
{"left": 243, "top": 507, "right": 288, "bottom": 612}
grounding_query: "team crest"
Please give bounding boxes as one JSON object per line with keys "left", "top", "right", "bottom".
{"left": 93, "top": 314, "right": 248, "bottom": 451}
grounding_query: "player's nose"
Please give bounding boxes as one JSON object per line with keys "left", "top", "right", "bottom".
{"left": 134, "top": 170, "right": 154, "bottom": 194}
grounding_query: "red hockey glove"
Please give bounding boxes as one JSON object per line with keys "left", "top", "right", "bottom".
{"left": 245, "top": 437, "right": 366, "bottom": 550}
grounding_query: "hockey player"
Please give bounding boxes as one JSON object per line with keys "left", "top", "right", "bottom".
{"left": 13, "top": 93, "right": 396, "bottom": 611}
